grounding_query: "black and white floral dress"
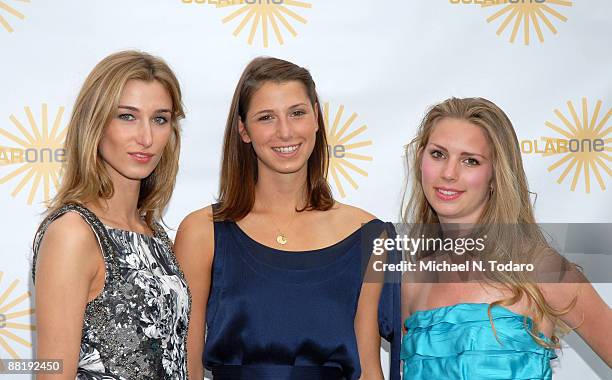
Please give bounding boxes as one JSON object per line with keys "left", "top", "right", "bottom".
{"left": 32, "top": 204, "right": 191, "bottom": 380}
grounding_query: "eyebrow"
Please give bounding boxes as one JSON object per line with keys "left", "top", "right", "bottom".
{"left": 118, "top": 105, "right": 172, "bottom": 114}
{"left": 428, "top": 143, "right": 488, "bottom": 159}
{"left": 251, "top": 103, "right": 309, "bottom": 117}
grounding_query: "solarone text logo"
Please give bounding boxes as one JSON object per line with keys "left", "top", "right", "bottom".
{"left": 324, "top": 102, "right": 373, "bottom": 198}
{"left": 520, "top": 98, "right": 610, "bottom": 193}
{"left": 450, "top": 0, "right": 573, "bottom": 45}
{"left": 0, "top": 0, "right": 29, "bottom": 33}
{"left": 181, "top": 0, "right": 312, "bottom": 47}
{"left": 0, "top": 104, "right": 67, "bottom": 205}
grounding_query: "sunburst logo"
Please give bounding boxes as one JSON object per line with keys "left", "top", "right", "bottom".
{"left": 0, "top": 104, "right": 67, "bottom": 205}
{"left": 0, "top": 0, "right": 29, "bottom": 33}
{"left": 541, "top": 98, "right": 610, "bottom": 193}
{"left": 481, "top": 0, "right": 573, "bottom": 45}
{"left": 0, "top": 271, "right": 35, "bottom": 359}
{"left": 218, "top": 0, "right": 312, "bottom": 47}
{"left": 323, "top": 102, "right": 373, "bottom": 198}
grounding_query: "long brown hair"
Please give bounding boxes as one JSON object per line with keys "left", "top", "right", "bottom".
{"left": 47, "top": 50, "right": 185, "bottom": 228}
{"left": 215, "top": 57, "right": 333, "bottom": 221}
{"left": 402, "top": 97, "right": 576, "bottom": 348}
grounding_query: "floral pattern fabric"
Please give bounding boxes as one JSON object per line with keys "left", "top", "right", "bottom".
{"left": 33, "top": 204, "right": 190, "bottom": 380}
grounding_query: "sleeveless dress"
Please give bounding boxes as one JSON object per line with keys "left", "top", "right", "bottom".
{"left": 204, "top": 218, "right": 401, "bottom": 380}
{"left": 401, "top": 303, "right": 557, "bottom": 380}
{"left": 32, "top": 204, "right": 191, "bottom": 380}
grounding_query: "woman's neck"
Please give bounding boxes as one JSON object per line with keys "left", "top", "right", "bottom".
{"left": 253, "top": 166, "right": 308, "bottom": 213}
{"left": 87, "top": 166, "right": 143, "bottom": 228}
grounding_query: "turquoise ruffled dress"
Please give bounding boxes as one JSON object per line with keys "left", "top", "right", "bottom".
{"left": 401, "top": 303, "right": 557, "bottom": 380}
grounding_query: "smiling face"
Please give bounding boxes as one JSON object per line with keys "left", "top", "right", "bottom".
{"left": 239, "top": 80, "right": 319, "bottom": 177}
{"left": 98, "top": 79, "right": 173, "bottom": 184}
{"left": 420, "top": 117, "right": 494, "bottom": 224}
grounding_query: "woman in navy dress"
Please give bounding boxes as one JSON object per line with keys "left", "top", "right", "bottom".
{"left": 175, "top": 57, "right": 400, "bottom": 379}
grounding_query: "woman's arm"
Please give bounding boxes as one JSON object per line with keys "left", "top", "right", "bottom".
{"left": 174, "top": 206, "right": 215, "bottom": 380}
{"left": 35, "top": 212, "right": 104, "bottom": 379}
{"left": 355, "top": 281, "right": 385, "bottom": 380}
{"left": 541, "top": 280, "right": 612, "bottom": 367}
{"left": 344, "top": 206, "right": 384, "bottom": 380}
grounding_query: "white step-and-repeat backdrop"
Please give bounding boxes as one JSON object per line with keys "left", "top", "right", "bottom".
{"left": 1, "top": 1, "right": 610, "bottom": 378}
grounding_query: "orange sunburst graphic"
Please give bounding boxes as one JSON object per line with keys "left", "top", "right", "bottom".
{"left": 323, "top": 102, "right": 373, "bottom": 198}
{"left": 0, "top": 0, "right": 29, "bottom": 33}
{"left": 483, "top": 0, "right": 572, "bottom": 45}
{"left": 218, "top": 0, "right": 311, "bottom": 47}
{"left": 0, "top": 271, "right": 35, "bottom": 359}
{"left": 0, "top": 104, "right": 66, "bottom": 205}
{"left": 542, "top": 98, "right": 610, "bottom": 193}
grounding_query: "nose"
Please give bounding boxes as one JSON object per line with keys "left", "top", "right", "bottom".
{"left": 135, "top": 119, "right": 153, "bottom": 148}
{"left": 441, "top": 159, "right": 458, "bottom": 181}
{"left": 276, "top": 116, "right": 292, "bottom": 140}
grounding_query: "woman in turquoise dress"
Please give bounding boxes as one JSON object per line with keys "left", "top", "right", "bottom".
{"left": 400, "top": 97, "right": 611, "bottom": 379}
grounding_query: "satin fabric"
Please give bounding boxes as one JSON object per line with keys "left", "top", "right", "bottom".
{"left": 401, "top": 303, "right": 556, "bottom": 380}
{"left": 204, "top": 217, "right": 400, "bottom": 380}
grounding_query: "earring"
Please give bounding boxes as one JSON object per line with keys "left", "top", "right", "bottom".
{"left": 489, "top": 184, "right": 494, "bottom": 195}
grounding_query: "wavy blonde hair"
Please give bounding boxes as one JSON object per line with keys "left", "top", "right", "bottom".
{"left": 47, "top": 50, "right": 184, "bottom": 228}
{"left": 402, "top": 97, "right": 576, "bottom": 348}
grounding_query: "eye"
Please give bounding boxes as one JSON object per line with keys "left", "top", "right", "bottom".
{"left": 258, "top": 114, "right": 274, "bottom": 122}
{"left": 291, "top": 109, "right": 306, "bottom": 117}
{"left": 430, "top": 150, "right": 445, "bottom": 159}
{"left": 153, "top": 116, "right": 169, "bottom": 125}
{"left": 118, "top": 113, "right": 135, "bottom": 121}
{"left": 463, "top": 157, "right": 480, "bottom": 166}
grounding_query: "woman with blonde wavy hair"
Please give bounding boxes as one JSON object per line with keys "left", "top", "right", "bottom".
{"left": 32, "top": 50, "right": 190, "bottom": 379}
{"left": 400, "top": 97, "right": 611, "bottom": 379}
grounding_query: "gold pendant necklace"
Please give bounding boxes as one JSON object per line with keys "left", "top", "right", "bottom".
{"left": 271, "top": 211, "right": 298, "bottom": 246}
{"left": 276, "top": 234, "right": 288, "bottom": 245}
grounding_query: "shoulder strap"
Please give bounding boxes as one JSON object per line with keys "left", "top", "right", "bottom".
{"left": 32, "top": 203, "right": 113, "bottom": 283}
{"left": 152, "top": 221, "right": 174, "bottom": 252}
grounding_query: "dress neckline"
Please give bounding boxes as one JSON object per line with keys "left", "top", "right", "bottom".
{"left": 103, "top": 224, "right": 157, "bottom": 239}
{"left": 231, "top": 218, "right": 381, "bottom": 254}
{"left": 404, "top": 302, "right": 554, "bottom": 342}
{"left": 407, "top": 302, "right": 532, "bottom": 322}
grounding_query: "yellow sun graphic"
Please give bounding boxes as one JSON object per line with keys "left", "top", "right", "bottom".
{"left": 323, "top": 102, "right": 373, "bottom": 198}
{"left": 0, "top": 104, "right": 66, "bottom": 205}
{"left": 0, "top": 271, "right": 35, "bottom": 359}
{"left": 482, "top": 0, "right": 572, "bottom": 45}
{"left": 543, "top": 98, "right": 610, "bottom": 193}
{"left": 0, "top": 0, "right": 29, "bottom": 33}
{"left": 218, "top": 0, "right": 311, "bottom": 47}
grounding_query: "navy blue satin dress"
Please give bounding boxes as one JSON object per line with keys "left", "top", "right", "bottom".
{"left": 203, "top": 218, "right": 400, "bottom": 380}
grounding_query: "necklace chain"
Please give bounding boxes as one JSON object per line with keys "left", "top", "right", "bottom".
{"left": 270, "top": 210, "right": 298, "bottom": 246}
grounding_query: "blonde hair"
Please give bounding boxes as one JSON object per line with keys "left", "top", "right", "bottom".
{"left": 47, "top": 50, "right": 185, "bottom": 228}
{"left": 402, "top": 97, "right": 575, "bottom": 348}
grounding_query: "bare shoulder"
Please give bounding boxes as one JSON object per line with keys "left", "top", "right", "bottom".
{"left": 177, "top": 205, "right": 214, "bottom": 238}
{"left": 331, "top": 202, "right": 377, "bottom": 225}
{"left": 35, "top": 211, "right": 101, "bottom": 280}
{"left": 39, "top": 211, "right": 100, "bottom": 253}
{"left": 175, "top": 205, "right": 215, "bottom": 265}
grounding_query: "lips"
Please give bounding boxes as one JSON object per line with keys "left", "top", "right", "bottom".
{"left": 272, "top": 144, "right": 301, "bottom": 156}
{"left": 434, "top": 187, "right": 464, "bottom": 201}
{"left": 128, "top": 152, "right": 154, "bottom": 164}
